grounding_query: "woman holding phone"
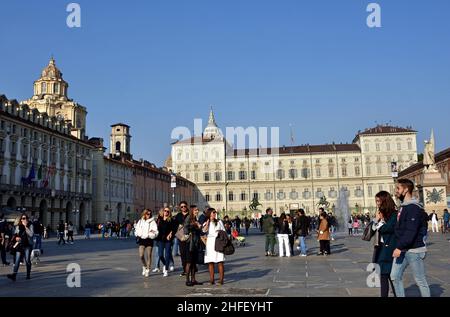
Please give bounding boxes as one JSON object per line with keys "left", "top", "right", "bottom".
{"left": 7, "top": 214, "right": 34, "bottom": 281}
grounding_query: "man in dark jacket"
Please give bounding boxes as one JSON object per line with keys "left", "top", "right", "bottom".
{"left": 175, "top": 202, "right": 190, "bottom": 276}
{"left": 262, "top": 208, "right": 276, "bottom": 256}
{"left": 391, "top": 179, "right": 430, "bottom": 297}
{"left": 294, "top": 209, "right": 309, "bottom": 256}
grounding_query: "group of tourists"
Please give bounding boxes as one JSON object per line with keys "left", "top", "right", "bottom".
{"left": 261, "top": 206, "right": 335, "bottom": 257}
{"left": 134, "top": 202, "right": 230, "bottom": 287}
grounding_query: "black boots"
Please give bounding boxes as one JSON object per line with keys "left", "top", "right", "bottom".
{"left": 7, "top": 273, "right": 17, "bottom": 282}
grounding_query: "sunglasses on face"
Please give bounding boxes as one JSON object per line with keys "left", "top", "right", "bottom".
{"left": 164, "top": 210, "right": 170, "bottom": 213}
{"left": 21, "top": 217, "right": 27, "bottom": 220}
{"left": 180, "top": 206, "right": 187, "bottom": 209}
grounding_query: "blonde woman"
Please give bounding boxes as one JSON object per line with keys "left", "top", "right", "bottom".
{"left": 156, "top": 208, "right": 176, "bottom": 277}
{"left": 135, "top": 209, "right": 158, "bottom": 277}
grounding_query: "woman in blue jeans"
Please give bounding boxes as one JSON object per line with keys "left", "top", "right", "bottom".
{"left": 372, "top": 191, "right": 398, "bottom": 297}
{"left": 7, "top": 214, "right": 34, "bottom": 281}
{"left": 156, "top": 208, "right": 176, "bottom": 277}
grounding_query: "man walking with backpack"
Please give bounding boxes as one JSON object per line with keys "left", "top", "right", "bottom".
{"left": 390, "top": 179, "right": 430, "bottom": 297}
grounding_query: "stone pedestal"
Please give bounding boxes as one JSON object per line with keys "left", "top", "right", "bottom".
{"left": 419, "top": 168, "right": 448, "bottom": 217}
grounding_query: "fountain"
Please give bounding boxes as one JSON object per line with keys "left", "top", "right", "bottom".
{"left": 334, "top": 187, "right": 351, "bottom": 232}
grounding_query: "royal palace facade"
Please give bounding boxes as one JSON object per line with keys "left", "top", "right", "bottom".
{"left": 169, "top": 110, "right": 419, "bottom": 217}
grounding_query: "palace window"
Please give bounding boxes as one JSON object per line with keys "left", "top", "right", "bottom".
{"left": 342, "top": 167, "right": 347, "bottom": 177}
{"left": 240, "top": 192, "right": 247, "bottom": 201}
{"left": 204, "top": 172, "right": 210, "bottom": 182}
{"left": 253, "top": 191, "right": 259, "bottom": 200}
{"left": 251, "top": 170, "right": 257, "bottom": 180}
{"left": 228, "top": 191, "right": 234, "bottom": 201}
{"left": 316, "top": 168, "right": 321, "bottom": 178}
{"left": 277, "top": 169, "right": 285, "bottom": 179}
{"left": 227, "top": 171, "right": 235, "bottom": 181}
{"left": 288, "top": 168, "right": 297, "bottom": 179}
{"left": 216, "top": 192, "right": 222, "bottom": 202}
{"left": 264, "top": 191, "right": 273, "bottom": 200}
{"left": 215, "top": 172, "right": 222, "bottom": 181}
{"left": 376, "top": 143, "right": 380, "bottom": 151}
{"left": 355, "top": 166, "right": 361, "bottom": 176}
{"left": 239, "top": 171, "right": 247, "bottom": 180}
{"left": 316, "top": 189, "right": 324, "bottom": 199}
{"left": 302, "top": 189, "right": 311, "bottom": 200}
{"left": 328, "top": 167, "right": 334, "bottom": 178}
{"left": 277, "top": 191, "right": 286, "bottom": 200}
{"left": 205, "top": 193, "right": 210, "bottom": 202}
{"left": 368, "top": 185, "right": 373, "bottom": 197}
{"left": 290, "top": 190, "right": 298, "bottom": 200}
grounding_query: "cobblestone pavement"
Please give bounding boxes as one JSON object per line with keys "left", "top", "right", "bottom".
{"left": 1, "top": 229, "right": 449, "bottom": 297}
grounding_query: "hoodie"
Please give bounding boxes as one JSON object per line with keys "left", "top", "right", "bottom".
{"left": 395, "top": 199, "right": 428, "bottom": 253}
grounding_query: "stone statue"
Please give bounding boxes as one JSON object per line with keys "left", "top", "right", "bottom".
{"left": 423, "top": 130, "right": 436, "bottom": 171}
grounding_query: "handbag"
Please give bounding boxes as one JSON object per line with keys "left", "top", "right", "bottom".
{"left": 362, "top": 221, "right": 376, "bottom": 241}
{"left": 175, "top": 225, "right": 190, "bottom": 242}
{"left": 223, "top": 239, "right": 235, "bottom": 256}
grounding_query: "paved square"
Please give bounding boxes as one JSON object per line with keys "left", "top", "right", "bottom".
{"left": 1, "top": 230, "right": 449, "bottom": 297}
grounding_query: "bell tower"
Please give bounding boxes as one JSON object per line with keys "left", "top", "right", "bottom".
{"left": 110, "top": 124, "right": 132, "bottom": 158}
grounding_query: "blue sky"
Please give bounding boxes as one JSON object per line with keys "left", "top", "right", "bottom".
{"left": 1, "top": 0, "right": 449, "bottom": 166}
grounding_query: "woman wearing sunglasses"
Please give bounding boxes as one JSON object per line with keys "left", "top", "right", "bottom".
{"left": 203, "top": 208, "right": 226, "bottom": 285}
{"left": 135, "top": 209, "right": 158, "bottom": 278}
{"left": 7, "top": 214, "right": 34, "bottom": 281}
{"left": 156, "top": 208, "right": 176, "bottom": 277}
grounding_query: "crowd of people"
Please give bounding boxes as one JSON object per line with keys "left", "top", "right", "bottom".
{"left": 134, "top": 202, "right": 229, "bottom": 286}
{"left": 1, "top": 178, "right": 446, "bottom": 297}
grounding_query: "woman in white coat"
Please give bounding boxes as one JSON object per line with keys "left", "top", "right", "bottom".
{"left": 202, "top": 208, "right": 225, "bottom": 285}
{"left": 135, "top": 209, "right": 158, "bottom": 277}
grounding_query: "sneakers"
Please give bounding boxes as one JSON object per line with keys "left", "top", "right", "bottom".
{"left": 142, "top": 267, "right": 147, "bottom": 276}
{"left": 144, "top": 269, "right": 150, "bottom": 277}
{"left": 152, "top": 268, "right": 160, "bottom": 273}
{"left": 163, "top": 267, "right": 168, "bottom": 277}
{"left": 169, "top": 266, "right": 175, "bottom": 272}
{"left": 300, "top": 254, "right": 307, "bottom": 257}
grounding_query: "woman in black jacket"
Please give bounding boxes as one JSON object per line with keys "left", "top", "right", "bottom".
{"left": 373, "top": 191, "right": 398, "bottom": 297}
{"left": 183, "top": 207, "right": 203, "bottom": 286}
{"left": 7, "top": 214, "right": 34, "bottom": 281}
{"left": 156, "top": 208, "right": 176, "bottom": 277}
{"left": 277, "top": 213, "right": 291, "bottom": 257}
